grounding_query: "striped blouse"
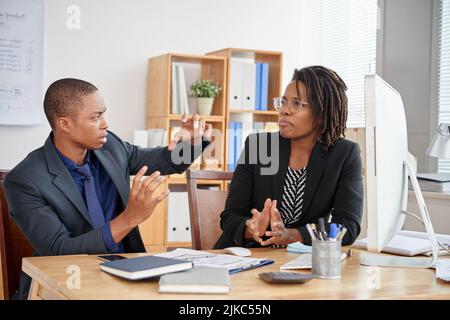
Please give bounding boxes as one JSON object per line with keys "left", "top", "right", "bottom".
{"left": 279, "top": 166, "right": 307, "bottom": 226}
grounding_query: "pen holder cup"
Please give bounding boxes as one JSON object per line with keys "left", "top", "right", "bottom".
{"left": 311, "top": 239, "right": 342, "bottom": 279}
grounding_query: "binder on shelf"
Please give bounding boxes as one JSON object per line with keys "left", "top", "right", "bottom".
{"left": 171, "top": 63, "right": 180, "bottom": 114}
{"left": 169, "top": 126, "right": 181, "bottom": 143}
{"left": 241, "top": 62, "right": 256, "bottom": 110}
{"left": 167, "top": 191, "right": 191, "bottom": 242}
{"left": 227, "top": 122, "right": 236, "bottom": 171}
{"left": 260, "top": 63, "right": 269, "bottom": 111}
{"left": 133, "top": 130, "right": 148, "bottom": 148}
{"left": 255, "top": 63, "right": 262, "bottom": 110}
{"left": 241, "top": 122, "right": 253, "bottom": 156}
{"left": 235, "top": 122, "right": 243, "bottom": 166}
{"left": 171, "top": 63, "right": 190, "bottom": 115}
{"left": 229, "top": 59, "right": 243, "bottom": 110}
{"left": 147, "top": 128, "right": 167, "bottom": 147}
{"left": 253, "top": 122, "right": 264, "bottom": 133}
{"left": 178, "top": 64, "right": 190, "bottom": 115}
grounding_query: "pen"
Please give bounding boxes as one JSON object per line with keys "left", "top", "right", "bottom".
{"left": 311, "top": 223, "right": 322, "bottom": 240}
{"left": 336, "top": 226, "right": 347, "bottom": 241}
{"left": 318, "top": 217, "right": 327, "bottom": 241}
{"left": 329, "top": 223, "right": 338, "bottom": 241}
{"left": 326, "top": 208, "right": 334, "bottom": 223}
{"left": 306, "top": 223, "right": 317, "bottom": 240}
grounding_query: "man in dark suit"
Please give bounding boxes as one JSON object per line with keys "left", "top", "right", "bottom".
{"left": 4, "top": 78, "right": 211, "bottom": 299}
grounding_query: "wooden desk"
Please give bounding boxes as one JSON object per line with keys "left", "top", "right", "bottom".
{"left": 22, "top": 248, "right": 450, "bottom": 300}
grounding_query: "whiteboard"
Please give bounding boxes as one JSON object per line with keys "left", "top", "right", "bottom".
{"left": 0, "top": 0, "right": 44, "bottom": 126}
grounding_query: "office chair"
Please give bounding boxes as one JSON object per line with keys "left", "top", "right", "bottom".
{"left": 0, "top": 170, "right": 33, "bottom": 300}
{"left": 186, "top": 169, "right": 233, "bottom": 250}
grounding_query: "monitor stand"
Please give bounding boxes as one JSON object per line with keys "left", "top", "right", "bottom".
{"left": 360, "top": 160, "right": 440, "bottom": 268}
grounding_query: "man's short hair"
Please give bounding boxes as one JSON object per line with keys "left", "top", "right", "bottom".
{"left": 43, "top": 78, "right": 98, "bottom": 128}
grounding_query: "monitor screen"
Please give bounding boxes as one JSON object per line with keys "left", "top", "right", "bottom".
{"left": 365, "top": 74, "right": 408, "bottom": 252}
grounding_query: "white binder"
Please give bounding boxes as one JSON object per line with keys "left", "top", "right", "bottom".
{"left": 171, "top": 63, "right": 179, "bottom": 114}
{"left": 229, "top": 59, "right": 243, "bottom": 110}
{"left": 147, "top": 128, "right": 167, "bottom": 147}
{"left": 241, "top": 62, "right": 256, "bottom": 110}
{"left": 167, "top": 191, "right": 192, "bottom": 242}
{"left": 133, "top": 130, "right": 148, "bottom": 148}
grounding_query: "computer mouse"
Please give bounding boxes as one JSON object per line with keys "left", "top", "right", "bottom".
{"left": 224, "top": 247, "right": 252, "bottom": 257}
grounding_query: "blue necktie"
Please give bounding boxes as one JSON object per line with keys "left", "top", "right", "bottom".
{"left": 76, "top": 164, "right": 106, "bottom": 229}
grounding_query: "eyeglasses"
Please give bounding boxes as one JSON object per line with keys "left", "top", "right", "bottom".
{"left": 273, "top": 97, "right": 308, "bottom": 112}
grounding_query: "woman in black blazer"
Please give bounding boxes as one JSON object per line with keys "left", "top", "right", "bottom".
{"left": 214, "top": 66, "right": 363, "bottom": 249}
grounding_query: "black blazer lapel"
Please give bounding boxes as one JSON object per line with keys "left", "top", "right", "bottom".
{"left": 302, "top": 142, "right": 329, "bottom": 215}
{"left": 44, "top": 135, "right": 91, "bottom": 225}
{"left": 94, "top": 148, "right": 130, "bottom": 208}
{"left": 271, "top": 134, "right": 290, "bottom": 203}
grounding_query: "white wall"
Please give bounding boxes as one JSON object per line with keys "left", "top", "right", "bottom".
{"left": 379, "top": 0, "right": 435, "bottom": 172}
{"left": 0, "top": 0, "right": 302, "bottom": 169}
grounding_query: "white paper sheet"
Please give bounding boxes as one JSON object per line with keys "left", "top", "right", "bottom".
{"left": 436, "top": 259, "right": 450, "bottom": 281}
{"left": 154, "top": 248, "right": 267, "bottom": 272}
{"left": 0, "top": 0, "right": 44, "bottom": 125}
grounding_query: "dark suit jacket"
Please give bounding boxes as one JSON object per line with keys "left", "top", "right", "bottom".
{"left": 214, "top": 132, "right": 363, "bottom": 249}
{"left": 4, "top": 130, "right": 207, "bottom": 299}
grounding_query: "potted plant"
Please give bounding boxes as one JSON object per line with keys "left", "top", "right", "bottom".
{"left": 190, "top": 79, "right": 222, "bottom": 115}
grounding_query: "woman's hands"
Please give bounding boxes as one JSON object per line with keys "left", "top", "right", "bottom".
{"left": 245, "top": 198, "right": 272, "bottom": 242}
{"left": 245, "top": 198, "right": 301, "bottom": 246}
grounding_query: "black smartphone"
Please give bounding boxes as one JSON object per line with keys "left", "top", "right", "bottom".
{"left": 97, "top": 254, "right": 127, "bottom": 262}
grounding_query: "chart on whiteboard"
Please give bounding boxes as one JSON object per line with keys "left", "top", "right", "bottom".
{"left": 0, "top": 0, "right": 44, "bottom": 125}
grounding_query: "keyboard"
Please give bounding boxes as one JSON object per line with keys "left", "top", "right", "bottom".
{"left": 280, "top": 254, "right": 312, "bottom": 270}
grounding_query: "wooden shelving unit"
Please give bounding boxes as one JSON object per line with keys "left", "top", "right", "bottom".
{"left": 207, "top": 48, "right": 283, "bottom": 173}
{"left": 142, "top": 53, "right": 227, "bottom": 251}
{"left": 142, "top": 49, "right": 283, "bottom": 251}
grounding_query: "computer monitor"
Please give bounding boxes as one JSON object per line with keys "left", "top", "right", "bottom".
{"left": 363, "top": 74, "right": 439, "bottom": 268}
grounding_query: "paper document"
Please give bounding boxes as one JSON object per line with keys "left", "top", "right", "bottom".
{"left": 353, "top": 230, "right": 450, "bottom": 257}
{"left": 436, "top": 260, "right": 450, "bottom": 281}
{"left": 154, "top": 248, "right": 273, "bottom": 274}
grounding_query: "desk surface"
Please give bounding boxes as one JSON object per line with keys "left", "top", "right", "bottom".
{"left": 22, "top": 248, "right": 450, "bottom": 300}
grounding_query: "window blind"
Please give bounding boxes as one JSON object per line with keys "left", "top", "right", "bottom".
{"left": 438, "top": 0, "right": 450, "bottom": 172}
{"left": 302, "top": 0, "right": 378, "bottom": 128}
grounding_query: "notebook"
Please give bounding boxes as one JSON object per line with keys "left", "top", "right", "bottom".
{"left": 287, "top": 242, "right": 312, "bottom": 254}
{"left": 353, "top": 235, "right": 433, "bottom": 256}
{"left": 280, "top": 254, "right": 312, "bottom": 270}
{"left": 159, "top": 266, "right": 231, "bottom": 294}
{"left": 100, "top": 255, "right": 193, "bottom": 280}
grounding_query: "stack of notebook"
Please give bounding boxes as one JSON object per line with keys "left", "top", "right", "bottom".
{"left": 158, "top": 266, "right": 231, "bottom": 294}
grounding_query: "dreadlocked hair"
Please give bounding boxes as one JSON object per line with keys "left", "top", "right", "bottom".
{"left": 292, "top": 66, "right": 348, "bottom": 150}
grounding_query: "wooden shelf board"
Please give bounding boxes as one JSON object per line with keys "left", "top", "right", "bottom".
{"left": 167, "top": 114, "right": 225, "bottom": 122}
{"left": 164, "top": 241, "right": 192, "bottom": 248}
{"left": 207, "top": 48, "right": 283, "bottom": 56}
{"left": 168, "top": 177, "right": 223, "bottom": 185}
{"left": 228, "top": 109, "right": 278, "bottom": 116}
{"left": 168, "top": 53, "right": 226, "bottom": 63}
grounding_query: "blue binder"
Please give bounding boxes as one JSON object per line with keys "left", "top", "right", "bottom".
{"left": 227, "top": 122, "right": 236, "bottom": 171}
{"left": 260, "top": 63, "right": 269, "bottom": 111}
{"left": 235, "top": 122, "right": 242, "bottom": 168}
{"left": 254, "top": 63, "right": 262, "bottom": 110}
